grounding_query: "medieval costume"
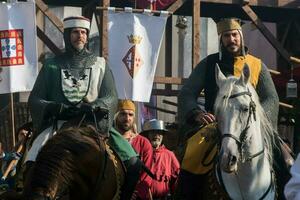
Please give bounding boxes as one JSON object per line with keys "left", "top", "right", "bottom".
{"left": 130, "top": 134, "right": 153, "bottom": 199}
{"left": 142, "top": 119, "right": 180, "bottom": 199}
{"left": 27, "top": 16, "right": 137, "bottom": 163}
{"left": 114, "top": 99, "right": 153, "bottom": 200}
{"left": 176, "top": 18, "right": 288, "bottom": 199}
{"left": 150, "top": 145, "right": 180, "bottom": 199}
{"left": 178, "top": 18, "right": 279, "bottom": 136}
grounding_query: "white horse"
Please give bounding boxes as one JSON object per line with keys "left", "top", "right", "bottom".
{"left": 214, "top": 64, "right": 276, "bottom": 200}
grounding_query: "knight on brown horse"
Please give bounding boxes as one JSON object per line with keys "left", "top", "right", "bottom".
{"left": 0, "top": 126, "right": 125, "bottom": 200}
{"left": 21, "top": 15, "right": 143, "bottom": 200}
{"left": 24, "top": 126, "right": 125, "bottom": 200}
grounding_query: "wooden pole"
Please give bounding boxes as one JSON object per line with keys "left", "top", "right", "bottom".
{"left": 9, "top": 93, "right": 15, "bottom": 147}
{"left": 192, "top": 0, "right": 200, "bottom": 69}
{"left": 290, "top": 56, "right": 300, "bottom": 64}
{"left": 241, "top": 4, "right": 292, "bottom": 66}
{"left": 96, "top": 7, "right": 172, "bottom": 15}
{"left": 1, "top": 131, "right": 31, "bottom": 181}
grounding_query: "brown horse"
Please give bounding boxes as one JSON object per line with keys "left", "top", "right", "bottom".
{"left": 1, "top": 126, "right": 124, "bottom": 200}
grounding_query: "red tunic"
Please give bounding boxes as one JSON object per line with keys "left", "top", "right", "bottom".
{"left": 150, "top": 145, "right": 180, "bottom": 198}
{"left": 130, "top": 135, "right": 153, "bottom": 199}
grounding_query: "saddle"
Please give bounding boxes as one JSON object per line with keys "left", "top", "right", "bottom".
{"left": 181, "top": 123, "right": 219, "bottom": 175}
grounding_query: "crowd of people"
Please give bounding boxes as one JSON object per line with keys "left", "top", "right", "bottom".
{"left": 1, "top": 14, "right": 300, "bottom": 200}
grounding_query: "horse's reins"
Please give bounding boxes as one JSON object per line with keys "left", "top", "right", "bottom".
{"left": 220, "top": 89, "right": 264, "bottom": 162}
{"left": 79, "top": 111, "right": 122, "bottom": 200}
{"left": 79, "top": 112, "right": 111, "bottom": 200}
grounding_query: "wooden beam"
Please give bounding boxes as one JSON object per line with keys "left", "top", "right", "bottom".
{"left": 167, "top": 0, "right": 188, "bottom": 13}
{"left": 241, "top": 4, "right": 292, "bottom": 65}
{"left": 163, "top": 99, "right": 178, "bottom": 107}
{"left": 165, "top": 18, "right": 173, "bottom": 91}
{"left": 192, "top": 0, "right": 201, "bottom": 68}
{"left": 290, "top": 56, "right": 300, "bottom": 64}
{"left": 144, "top": 104, "right": 177, "bottom": 115}
{"left": 153, "top": 90, "right": 294, "bottom": 109}
{"left": 97, "top": 0, "right": 110, "bottom": 59}
{"left": 154, "top": 69, "right": 279, "bottom": 85}
{"left": 280, "top": 20, "right": 292, "bottom": 46}
{"left": 152, "top": 89, "right": 180, "bottom": 96}
{"left": 97, "top": 7, "right": 173, "bottom": 15}
{"left": 82, "top": 1, "right": 95, "bottom": 21}
{"left": 279, "top": 102, "right": 293, "bottom": 109}
{"left": 35, "top": 0, "right": 63, "bottom": 33}
{"left": 269, "top": 69, "right": 281, "bottom": 75}
{"left": 36, "top": 25, "right": 62, "bottom": 56}
{"left": 200, "top": 0, "right": 299, "bottom": 8}
{"left": 154, "top": 76, "right": 187, "bottom": 85}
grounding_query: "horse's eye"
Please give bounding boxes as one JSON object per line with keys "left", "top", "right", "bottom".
{"left": 241, "top": 106, "right": 249, "bottom": 112}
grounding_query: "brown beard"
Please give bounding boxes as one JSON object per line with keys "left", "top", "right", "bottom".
{"left": 116, "top": 120, "right": 133, "bottom": 132}
{"left": 222, "top": 43, "right": 242, "bottom": 56}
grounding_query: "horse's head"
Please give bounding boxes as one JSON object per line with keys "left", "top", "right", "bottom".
{"left": 214, "top": 64, "right": 262, "bottom": 173}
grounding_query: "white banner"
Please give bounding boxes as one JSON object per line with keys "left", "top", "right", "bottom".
{"left": 0, "top": 1, "right": 38, "bottom": 94}
{"left": 108, "top": 10, "right": 167, "bottom": 102}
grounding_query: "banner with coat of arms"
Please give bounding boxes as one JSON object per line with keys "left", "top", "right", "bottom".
{"left": 108, "top": 9, "right": 168, "bottom": 102}
{"left": 0, "top": 1, "right": 38, "bottom": 94}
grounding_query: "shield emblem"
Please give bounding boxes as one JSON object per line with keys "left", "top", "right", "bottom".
{"left": 61, "top": 68, "right": 91, "bottom": 105}
{"left": 122, "top": 45, "right": 144, "bottom": 78}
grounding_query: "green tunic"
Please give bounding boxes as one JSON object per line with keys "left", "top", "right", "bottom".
{"left": 109, "top": 127, "right": 138, "bottom": 161}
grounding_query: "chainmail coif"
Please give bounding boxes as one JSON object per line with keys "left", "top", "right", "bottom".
{"left": 60, "top": 28, "right": 97, "bottom": 69}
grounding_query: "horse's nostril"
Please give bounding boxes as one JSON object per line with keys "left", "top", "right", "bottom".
{"left": 229, "top": 155, "right": 237, "bottom": 165}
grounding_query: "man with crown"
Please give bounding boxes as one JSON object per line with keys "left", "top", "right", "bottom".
{"left": 177, "top": 18, "right": 289, "bottom": 199}
{"left": 25, "top": 16, "right": 143, "bottom": 200}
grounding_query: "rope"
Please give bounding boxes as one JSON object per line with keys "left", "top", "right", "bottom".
{"left": 105, "top": 143, "right": 122, "bottom": 200}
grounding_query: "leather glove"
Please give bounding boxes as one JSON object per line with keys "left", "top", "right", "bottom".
{"left": 96, "top": 107, "right": 109, "bottom": 119}
{"left": 2, "top": 152, "right": 22, "bottom": 162}
{"left": 79, "top": 103, "right": 94, "bottom": 114}
{"left": 59, "top": 105, "right": 80, "bottom": 120}
{"left": 46, "top": 102, "right": 75, "bottom": 118}
{"left": 46, "top": 102, "right": 63, "bottom": 117}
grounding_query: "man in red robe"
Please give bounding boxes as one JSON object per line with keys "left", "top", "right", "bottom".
{"left": 115, "top": 100, "right": 153, "bottom": 199}
{"left": 142, "top": 119, "right": 180, "bottom": 199}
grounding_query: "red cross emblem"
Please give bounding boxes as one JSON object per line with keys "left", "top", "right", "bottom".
{"left": 122, "top": 45, "right": 144, "bottom": 78}
{"left": 0, "top": 29, "right": 24, "bottom": 67}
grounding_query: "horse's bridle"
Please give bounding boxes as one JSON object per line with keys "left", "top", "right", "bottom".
{"left": 220, "top": 89, "right": 264, "bottom": 162}
{"left": 217, "top": 89, "right": 275, "bottom": 200}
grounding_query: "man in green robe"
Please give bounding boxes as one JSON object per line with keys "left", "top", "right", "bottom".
{"left": 26, "top": 16, "right": 141, "bottom": 200}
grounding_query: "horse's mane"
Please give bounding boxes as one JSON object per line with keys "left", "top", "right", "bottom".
{"left": 29, "top": 127, "right": 101, "bottom": 193}
{"left": 214, "top": 76, "right": 277, "bottom": 166}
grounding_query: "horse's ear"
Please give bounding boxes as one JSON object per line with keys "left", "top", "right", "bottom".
{"left": 215, "top": 63, "right": 226, "bottom": 86}
{"left": 240, "top": 64, "right": 250, "bottom": 85}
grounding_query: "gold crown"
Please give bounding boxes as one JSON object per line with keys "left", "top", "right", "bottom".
{"left": 127, "top": 34, "right": 142, "bottom": 44}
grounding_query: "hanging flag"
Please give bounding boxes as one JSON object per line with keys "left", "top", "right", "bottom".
{"left": 108, "top": 8, "right": 168, "bottom": 102}
{"left": 0, "top": 1, "right": 38, "bottom": 94}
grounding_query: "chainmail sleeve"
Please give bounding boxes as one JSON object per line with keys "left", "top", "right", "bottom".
{"left": 256, "top": 63, "right": 279, "bottom": 130}
{"left": 28, "top": 60, "right": 53, "bottom": 133}
{"left": 178, "top": 58, "right": 208, "bottom": 128}
{"left": 91, "top": 64, "right": 118, "bottom": 133}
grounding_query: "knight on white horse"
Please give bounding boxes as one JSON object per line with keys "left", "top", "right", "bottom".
{"left": 176, "top": 17, "right": 289, "bottom": 200}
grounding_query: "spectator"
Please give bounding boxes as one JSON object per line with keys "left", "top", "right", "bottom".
{"left": 115, "top": 99, "right": 153, "bottom": 199}
{"left": 143, "top": 119, "right": 180, "bottom": 199}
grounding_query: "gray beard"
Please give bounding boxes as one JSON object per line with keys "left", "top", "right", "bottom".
{"left": 151, "top": 140, "right": 162, "bottom": 148}
{"left": 73, "top": 44, "right": 85, "bottom": 51}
